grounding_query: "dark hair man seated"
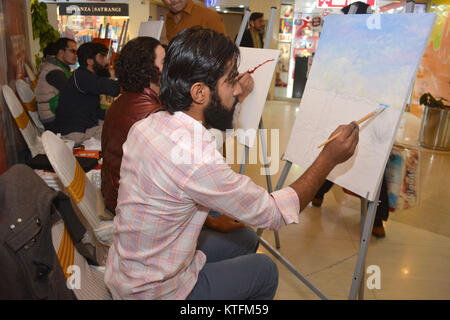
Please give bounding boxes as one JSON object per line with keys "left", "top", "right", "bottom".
{"left": 36, "top": 38, "right": 77, "bottom": 131}
{"left": 105, "top": 27, "right": 359, "bottom": 300}
{"left": 52, "top": 42, "right": 120, "bottom": 145}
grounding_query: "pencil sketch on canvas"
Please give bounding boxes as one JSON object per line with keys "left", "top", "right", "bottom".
{"left": 283, "top": 13, "right": 436, "bottom": 201}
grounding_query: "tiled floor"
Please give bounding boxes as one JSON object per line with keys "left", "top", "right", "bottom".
{"left": 229, "top": 100, "right": 450, "bottom": 300}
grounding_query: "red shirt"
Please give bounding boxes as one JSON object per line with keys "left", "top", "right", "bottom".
{"left": 101, "top": 87, "right": 163, "bottom": 212}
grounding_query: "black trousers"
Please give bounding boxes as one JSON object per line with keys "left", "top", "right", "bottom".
{"left": 315, "top": 177, "right": 389, "bottom": 227}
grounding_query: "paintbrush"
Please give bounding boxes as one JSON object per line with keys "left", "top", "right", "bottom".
{"left": 316, "top": 104, "right": 389, "bottom": 148}
{"left": 247, "top": 59, "right": 275, "bottom": 74}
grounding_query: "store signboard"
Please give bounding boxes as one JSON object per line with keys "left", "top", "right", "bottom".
{"left": 58, "top": 3, "right": 129, "bottom": 16}
{"left": 279, "top": 33, "right": 292, "bottom": 42}
{"left": 316, "top": 0, "right": 375, "bottom": 8}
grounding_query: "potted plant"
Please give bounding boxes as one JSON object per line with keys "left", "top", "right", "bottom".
{"left": 418, "top": 92, "right": 449, "bottom": 151}
{"left": 31, "top": 0, "right": 60, "bottom": 69}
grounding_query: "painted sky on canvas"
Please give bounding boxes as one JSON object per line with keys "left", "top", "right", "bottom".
{"left": 284, "top": 13, "right": 436, "bottom": 201}
{"left": 308, "top": 14, "right": 436, "bottom": 109}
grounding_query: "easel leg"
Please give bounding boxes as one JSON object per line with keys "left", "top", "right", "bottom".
{"left": 239, "top": 145, "right": 249, "bottom": 174}
{"left": 258, "top": 237, "right": 329, "bottom": 300}
{"left": 256, "top": 161, "right": 329, "bottom": 299}
{"left": 258, "top": 120, "right": 280, "bottom": 248}
{"left": 258, "top": 120, "right": 273, "bottom": 193}
{"left": 348, "top": 187, "right": 381, "bottom": 300}
{"left": 359, "top": 197, "right": 368, "bottom": 300}
{"left": 257, "top": 160, "right": 292, "bottom": 247}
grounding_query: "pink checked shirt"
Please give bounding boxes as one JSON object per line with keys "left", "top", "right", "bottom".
{"left": 104, "top": 111, "right": 300, "bottom": 300}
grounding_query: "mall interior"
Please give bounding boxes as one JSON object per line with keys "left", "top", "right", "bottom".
{"left": 0, "top": 0, "right": 448, "bottom": 300}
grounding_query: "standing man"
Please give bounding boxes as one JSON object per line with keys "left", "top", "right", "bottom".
{"left": 36, "top": 38, "right": 77, "bottom": 131}
{"left": 52, "top": 42, "right": 120, "bottom": 145}
{"left": 162, "top": 0, "right": 226, "bottom": 43}
{"left": 240, "top": 12, "right": 265, "bottom": 48}
{"left": 105, "top": 27, "right": 359, "bottom": 300}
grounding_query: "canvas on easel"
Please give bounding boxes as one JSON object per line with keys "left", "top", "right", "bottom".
{"left": 283, "top": 13, "right": 436, "bottom": 202}
{"left": 234, "top": 47, "right": 280, "bottom": 148}
{"left": 138, "top": 21, "right": 164, "bottom": 40}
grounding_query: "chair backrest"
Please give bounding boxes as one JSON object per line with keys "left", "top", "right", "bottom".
{"left": 51, "top": 219, "right": 111, "bottom": 300}
{"left": 15, "top": 79, "right": 45, "bottom": 131}
{"left": 24, "top": 63, "right": 37, "bottom": 89}
{"left": 1, "top": 85, "right": 43, "bottom": 157}
{"left": 41, "top": 130, "right": 102, "bottom": 233}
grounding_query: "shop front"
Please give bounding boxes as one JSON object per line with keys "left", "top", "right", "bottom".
{"left": 274, "top": 0, "right": 429, "bottom": 100}
{"left": 57, "top": 1, "right": 129, "bottom": 52}
{"left": 275, "top": 1, "right": 340, "bottom": 100}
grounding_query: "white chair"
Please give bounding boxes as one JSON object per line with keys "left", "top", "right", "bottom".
{"left": 51, "top": 219, "right": 111, "bottom": 299}
{"left": 41, "top": 130, "right": 114, "bottom": 247}
{"left": 24, "top": 63, "right": 37, "bottom": 89}
{"left": 1, "top": 85, "right": 44, "bottom": 157}
{"left": 15, "top": 79, "right": 45, "bottom": 132}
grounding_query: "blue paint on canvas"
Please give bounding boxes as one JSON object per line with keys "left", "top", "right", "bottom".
{"left": 308, "top": 13, "right": 436, "bottom": 109}
{"left": 284, "top": 13, "right": 436, "bottom": 200}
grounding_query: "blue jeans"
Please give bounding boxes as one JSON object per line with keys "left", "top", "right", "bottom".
{"left": 186, "top": 226, "right": 278, "bottom": 300}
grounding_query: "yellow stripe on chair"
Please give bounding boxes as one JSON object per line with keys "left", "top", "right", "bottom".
{"left": 23, "top": 97, "right": 36, "bottom": 112}
{"left": 15, "top": 111, "right": 30, "bottom": 130}
{"left": 57, "top": 225, "right": 75, "bottom": 279}
{"left": 31, "top": 79, "right": 37, "bottom": 89}
{"left": 66, "top": 161, "right": 85, "bottom": 204}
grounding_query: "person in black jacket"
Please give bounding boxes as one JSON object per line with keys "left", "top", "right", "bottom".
{"left": 240, "top": 12, "right": 265, "bottom": 48}
{"left": 53, "top": 42, "right": 120, "bottom": 145}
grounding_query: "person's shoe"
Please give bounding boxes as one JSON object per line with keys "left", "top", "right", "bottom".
{"left": 311, "top": 197, "right": 323, "bottom": 207}
{"left": 372, "top": 225, "right": 386, "bottom": 238}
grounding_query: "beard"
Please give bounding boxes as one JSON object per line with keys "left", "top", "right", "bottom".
{"left": 93, "top": 60, "right": 111, "bottom": 78}
{"left": 203, "top": 88, "right": 238, "bottom": 132}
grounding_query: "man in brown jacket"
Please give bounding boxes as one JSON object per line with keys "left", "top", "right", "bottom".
{"left": 101, "top": 37, "right": 165, "bottom": 214}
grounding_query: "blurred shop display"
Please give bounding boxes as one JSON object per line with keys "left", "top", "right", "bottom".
{"left": 316, "top": 0, "right": 375, "bottom": 9}
{"left": 410, "top": 1, "right": 449, "bottom": 118}
{"left": 386, "top": 145, "right": 420, "bottom": 211}
{"left": 276, "top": 4, "right": 294, "bottom": 89}
{"left": 57, "top": 2, "right": 129, "bottom": 52}
{"left": 287, "top": 10, "right": 324, "bottom": 98}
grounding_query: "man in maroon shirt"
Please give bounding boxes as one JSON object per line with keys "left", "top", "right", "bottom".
{"left": 101, "top": 37, "right": 165, "bottom": 213}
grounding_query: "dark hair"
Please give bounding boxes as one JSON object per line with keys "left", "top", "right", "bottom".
{"left": 115, "top": 37, "right": 162, "bottom": 93}
{"left": 160, "top": 27, "right": 240, "bottom": 114}
{"left": 76, "top": 42, "right": 108, "bottom": 67}
{"left": 341, "top": 1, "right": 371, "bottom": 14}
{"left": 54, "top": 37, "right": 76, "bottom": 53}
{"left": 250, "top": 12, "right": 263, "bottom": 21}
{"left": 43, "top": 42, "right": 58, "bottom": 57}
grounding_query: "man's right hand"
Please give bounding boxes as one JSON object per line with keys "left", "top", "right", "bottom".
{"left": 321, "top": 121, "right": 359, "bottom": 166}
{"left": 289, "top": 121, "right": 359, "bottom": 212}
